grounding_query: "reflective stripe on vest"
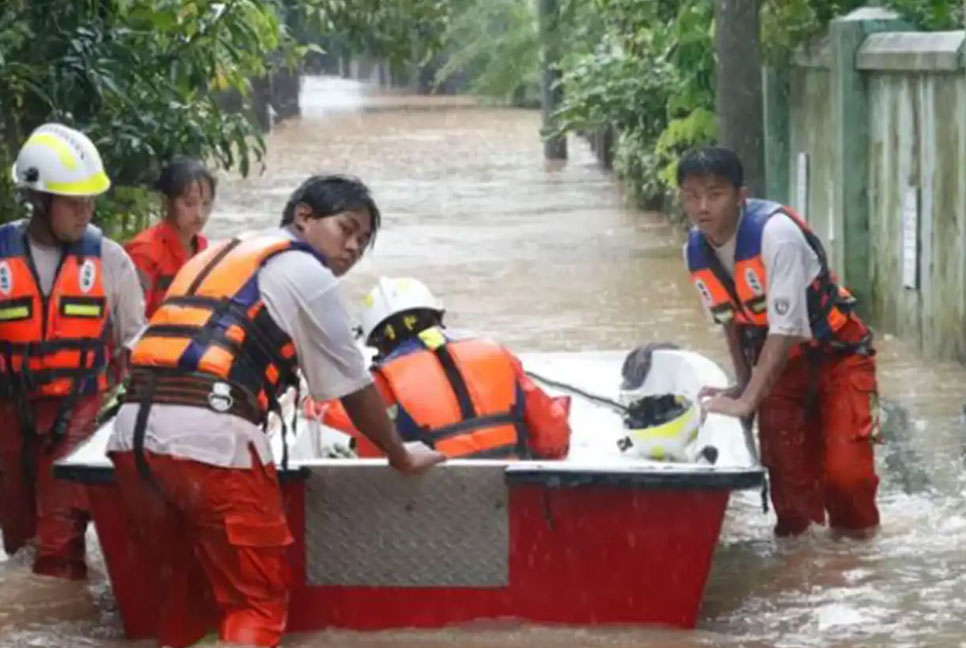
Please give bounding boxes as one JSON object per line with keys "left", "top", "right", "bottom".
{"left": 376, "top": 332, "right": 528, "bottom": 459}
{"left": 685, "top": 199, "right": 861, "bottom": 345}
{"left": 0, "top": 222, "right": 108, "bottom": 397}
{"left": 129, "top": 231, "right": 323, "bottom": 419}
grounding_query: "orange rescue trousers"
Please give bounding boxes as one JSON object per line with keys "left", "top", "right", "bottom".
{"left": 757, "top": 350, "right": 881, "bottom": 536}
{"left": 0, "top": 394, "right": 100, "bottom": 579}
{"left": 110, "top": 447, "right": 293, "bottom": 648}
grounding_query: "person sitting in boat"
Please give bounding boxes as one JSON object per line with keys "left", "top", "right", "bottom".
{"left": 306, "top": 277, "right": 572, "bottom": 459}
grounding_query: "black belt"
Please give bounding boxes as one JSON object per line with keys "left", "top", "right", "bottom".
{"left": 126, "top": 369, "right": 265, "bottom": 491}
{"left": 126, "top": 369, "right": 263, "bottom": 425}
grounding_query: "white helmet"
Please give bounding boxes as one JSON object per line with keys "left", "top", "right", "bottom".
{"left": 12, "top": 123, "right": 111, "bottom": 197}
{"left": 359, "top": 277, "right": 444, "bottom": 345}
{"left": 617, "top": 395, "right": 700, "bottom": 462}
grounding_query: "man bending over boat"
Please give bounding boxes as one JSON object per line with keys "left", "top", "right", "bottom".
{"left": 107, "top": 177, "right": 444, "bottom": 648}
{"left": 307, "top": 277, "right": 572, "bottom": 459}
{"left": 680, "top": 147, "right": 880, "bottom": 539}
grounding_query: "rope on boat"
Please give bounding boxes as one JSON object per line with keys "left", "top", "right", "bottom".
{"left": 524, "top": 370, "right": 628, "bottom": 413}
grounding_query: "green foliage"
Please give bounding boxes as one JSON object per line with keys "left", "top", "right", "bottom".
{"left": 552, "top": 0, "right": 966, "bottom": 209}
{"left": 0, "top": 0, "right": 449, "bottom": 231}
{"left": 95, "top": 186, "right": 158, "bottom": 242}
{"left": 654, "top": 107, "right": 717, "bottom": 187}
{"left": 760, "top": 0, "right": 964, "bottom": 62}
{"left": 295, "top": 0, "right": 449, "bottom": 69}
{"left": 883, "top": 0, "right": 965, "bottom": 29}
{"left": 612, "top": 129, "right": 665, "bottom": 208}
{"left": 0, "top": 0, "right": 285, "bottom": 225}
{"left": 551, "top": 36, "right": 673, "bottom": 139}
{"left": 552, "top": 0, "right": 715, "bottom": 205}
{"left": 760, "top": 1, "right": 866, "bottom": 63}
{"left": 431, "top": 0, "right": 541, "bottom": 106}
{"left": 5, "top": 0, "right": 958, "bottom": 232}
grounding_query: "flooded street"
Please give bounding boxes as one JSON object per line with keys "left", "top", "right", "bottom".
{"left": 3, "top": 76, "right": 966, "bottom": 647}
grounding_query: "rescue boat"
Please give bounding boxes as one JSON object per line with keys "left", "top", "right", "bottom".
{"left": 55, "top": 348, "right": 763, "bottom": 638}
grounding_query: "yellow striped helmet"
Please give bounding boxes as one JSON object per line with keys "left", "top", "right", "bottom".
{"left": 11, "top": 123, "right": 111, "bottom": 197}
{"left": 617, "top": 395, "right": 700, "bottom": 462}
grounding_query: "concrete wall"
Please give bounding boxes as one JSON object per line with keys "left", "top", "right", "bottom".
{"left": 787, "top": 66, "right": 838, "bottom": 270}
{"left": 771, "top": 10, "right": 966, "bottom": 362}
{"left": 865, "top": 52, "right": 966, "bottom": 359}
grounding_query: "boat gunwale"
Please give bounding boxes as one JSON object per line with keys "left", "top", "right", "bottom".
{"left": 53, "top": 459, "right": 764, "bottom": 490}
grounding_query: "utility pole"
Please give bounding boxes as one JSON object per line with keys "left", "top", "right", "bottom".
{"left": 714, "top": 0, "right": 765, "bottom": 195}
{"left": 536, "top": 0, "right": 566, "bottom": 160}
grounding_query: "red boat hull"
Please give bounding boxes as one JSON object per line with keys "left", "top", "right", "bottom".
{"left": 82, "top": 468, "right": 749, "bottom": 637}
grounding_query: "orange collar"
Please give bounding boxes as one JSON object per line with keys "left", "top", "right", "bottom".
{"left": 157, "top": 220, "right": 206, "bottom": 259}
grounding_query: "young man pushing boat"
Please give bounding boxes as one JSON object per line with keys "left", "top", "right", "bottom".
{"left": 680, "top": 147, "right": 880, "bottom": 539}
{"left": 107, "top": 175, "right": 444, "bottom": 647}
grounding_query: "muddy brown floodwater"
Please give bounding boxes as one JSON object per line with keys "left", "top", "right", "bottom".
{"left": 3, "top": 76, "right": 966, "bottom": 648}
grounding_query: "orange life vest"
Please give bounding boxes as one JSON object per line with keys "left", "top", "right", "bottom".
{"left": 685, "top": 199, "right": 869, "bottom": 360}
{"left": 125, "top": 220, "right": 209, "bottom": 318}
{"left": 128, "top": 231, "right": 324, "bottom": 423}
{"left": 375, "top": 330, "right": 529, "bottom": 459}
{"left": 0, "top": 222, "right": 109, "bottom": 398}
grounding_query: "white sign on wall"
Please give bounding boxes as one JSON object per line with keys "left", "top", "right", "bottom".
{"left": 902, "top": 187, "right": 920, "bottom": 290}
{"left": 795, "top": 152, "right": 809, "bottom": 222}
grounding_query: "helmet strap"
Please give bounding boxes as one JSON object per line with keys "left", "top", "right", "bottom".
{"left": 25, "top": 192, "right": 71, "bottom": 247}
{"left": 371, "top": 309, "right": 444, "bottom": 358}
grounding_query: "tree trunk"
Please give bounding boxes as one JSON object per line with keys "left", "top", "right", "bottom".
{"left": 250, "top": 75, "right": 272, "bottom": 133}
{"left": 536, "top": 0, "right": 566, "bottom": 160}
{"left": 271, "top": 63, "right": 302, "bottom": 122}
{"left": 714, "top": 0, "right": 765, "bottom": 196}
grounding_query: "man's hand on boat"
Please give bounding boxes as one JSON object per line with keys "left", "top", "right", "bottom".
{"left": 340, "top": 383, "right": 447, "bottom": 473}
{"left": 697, "top": 384, "right": 742, "bottom": 401}
{"left": 388, "top": 441, "right": 447, "bottom": 474}
{"left": 698, "top": 385, "right": 753, "bottom": 420}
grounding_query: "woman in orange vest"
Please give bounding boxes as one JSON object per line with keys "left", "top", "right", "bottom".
{"left": 307, "top": 277, "right": 572, "bottom": 460}
{"left": 125, "top": 157, "right": 215, "bottom": 317}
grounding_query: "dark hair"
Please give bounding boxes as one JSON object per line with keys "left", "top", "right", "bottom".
{"left": 676, "top": 147, "right": 744, "bottom": 188}
{"left": 280, "top": 174, "right": 381, "bottom": 247}
{"left": 155, "top": 156, "right": 217, "bottom": 200}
